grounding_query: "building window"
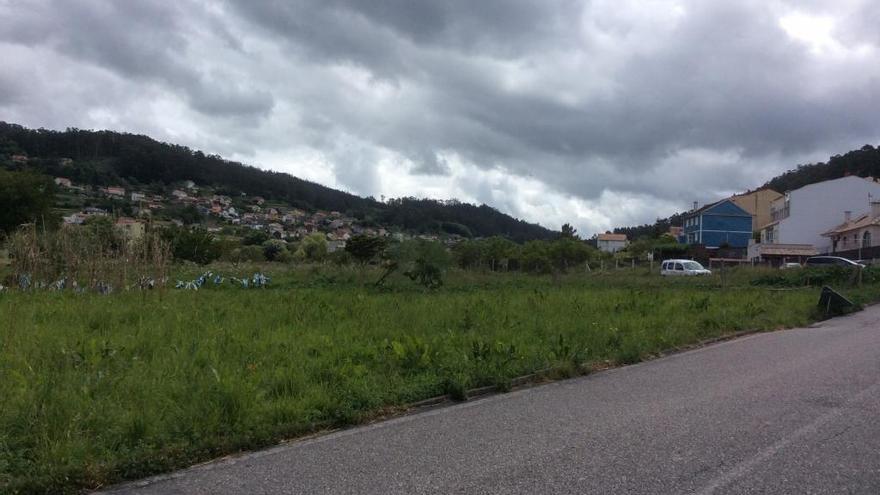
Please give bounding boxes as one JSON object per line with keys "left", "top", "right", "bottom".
{"left": 863, "top": 231, "right": 872, "bottom": 248}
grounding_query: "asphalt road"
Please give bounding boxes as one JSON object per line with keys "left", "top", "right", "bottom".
{"left": 104, "top": 306, "right": 880, "bottom": 494}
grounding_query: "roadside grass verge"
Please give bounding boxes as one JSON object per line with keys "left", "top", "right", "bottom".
{"left": 1, "top": 267, "right": 877, "bottom": 493}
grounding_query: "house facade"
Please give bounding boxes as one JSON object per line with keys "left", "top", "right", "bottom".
{"left": 596, "top": 233, "right": 628, "bottom": 253}
{"left": 104, "top": 186, "right": 125, "bottom": 197}
{"left": 759, "top": 176, "right": 880, "bottom": 253}
{"left": 729, "top": 188, "right": 783, "bottom": 232}
{"left": 681, "top": 199, "right": 753, "bottom": 248}
{"left": 822, "top": 200, "right": 880, "bottom": 256}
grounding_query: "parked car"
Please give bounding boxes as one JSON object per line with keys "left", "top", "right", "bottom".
{"left": 780, "top": 262, "right": 803, "bottom": 269}
{"left": 660, "top": 259, "right": 712, "bottom": 276}
{"left": 804, "top": 256, "right": 865, "bottom": 268}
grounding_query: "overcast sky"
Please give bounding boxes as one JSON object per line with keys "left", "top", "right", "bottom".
{"left": 2, "top": 1, "right": 879, "bottom": 235}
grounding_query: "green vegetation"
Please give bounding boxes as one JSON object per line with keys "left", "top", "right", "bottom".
{"left": 0, "top": 122, "right": 554, "bottom": 241}
{"left": 0, "top": 169, "right": 58, "bottom": 235}
{"left": 3, "top": 265, "right": 880, "bottom": 493}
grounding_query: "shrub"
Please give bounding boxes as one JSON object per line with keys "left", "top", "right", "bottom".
{"left": 162, "top": 227, "right": 220, "bottom": 265}
{"left": 261, "top": 240, "right": 289, "bottom": 262}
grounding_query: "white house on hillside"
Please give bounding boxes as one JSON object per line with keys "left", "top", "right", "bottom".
{"left": 759, "top": 176, "right": 880, "bottom": 253}
{"left": 596, "top": 233, "right": 628, "bottom": 253}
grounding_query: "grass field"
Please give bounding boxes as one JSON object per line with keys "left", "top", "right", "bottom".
{"left": 2, "top": 265, "right": 879, "bottom": 493}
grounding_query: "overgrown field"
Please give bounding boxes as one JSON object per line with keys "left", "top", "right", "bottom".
{"left": 2, "top": 266, "right": 880, "bottom": 493}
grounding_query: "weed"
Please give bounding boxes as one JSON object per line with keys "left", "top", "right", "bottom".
{"left": 1, "top": 265, "right": 876, "bottom": 493}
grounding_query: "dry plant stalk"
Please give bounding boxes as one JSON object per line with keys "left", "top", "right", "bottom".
{"left": 8, "top": 222, "right": 171, "bottom": 292}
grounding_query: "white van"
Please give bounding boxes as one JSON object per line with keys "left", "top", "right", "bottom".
{"left": 660, "top": 259, "right": 712, "bottom": 276}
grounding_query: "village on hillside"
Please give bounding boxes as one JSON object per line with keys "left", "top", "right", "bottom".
{"left": 45, "top": 156, "right": 880, "bottom": 266}
{"left": 50, "top": 173, "right": 453, "bottom": 253}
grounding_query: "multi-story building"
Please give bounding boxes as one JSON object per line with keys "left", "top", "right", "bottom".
{"left": 729, "top": 188, "right": 784, "bottom": 233}
{"left": 680, "top": 199, "right": 753, "bottom": 248}
{"left": 759, "top": 176, "right": 880, "bottom": 253}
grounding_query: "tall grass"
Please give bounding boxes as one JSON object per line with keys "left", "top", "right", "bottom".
{"left": 1, "top": 267, "right": 878, "bottom": 493}
{"left": 5, "top": 224, "right": 170, "bottom": 292}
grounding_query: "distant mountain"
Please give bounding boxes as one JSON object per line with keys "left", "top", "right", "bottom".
{"left": 613, "top": 143, "right": 880, "bottom": 239}
{"left": 0, "top": 122, "right": 555, "bottom": 241}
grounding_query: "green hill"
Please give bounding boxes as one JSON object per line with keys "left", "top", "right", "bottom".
{"left": 0, "top": 122, "right": 555, "bottom": 241}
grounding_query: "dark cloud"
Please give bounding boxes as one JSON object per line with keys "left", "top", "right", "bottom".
{"left": 1, "top": 0, "right": 879, "bottom": 234}
{"left": 409, "top": 150, "right": 450, "bottom": 175}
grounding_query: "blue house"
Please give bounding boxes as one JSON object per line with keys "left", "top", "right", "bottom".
{"left": 681, "top": 199, "right": 753, "bottom": 248}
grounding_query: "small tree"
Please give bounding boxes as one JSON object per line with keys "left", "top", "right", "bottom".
{"left": 452, "top": 239, "right": 483, "bottom": 269}
{"left": 296, "top": 233, "right": 328, "bottom": 262}
{"left": 548, "top": 238, "right": 592, "bottom": 271}
{"left": 482, "top": 236, "right": 517, "bottom": 271}
{"left": 262, "top": 239, "right": 289, "bottom": 262}
{"left": 560, "top": 223, "right": 578, "bottom": 239}
{"left": 345, "top": 234, "right": 387, "bottom": 265}
{"left": 242, "top": 230, "right": 269, "bottom": 246}
{"left": 520, "top": 240, "right": 552, "bottom": 273}
{"left": 0, "top": 169, "right": 58, "bottom": 235}
{"left": 161, "top": 226, "right": 220, "bottom": 265}
{"left": 396, "top": 239, "right": 451, "bottom": 289}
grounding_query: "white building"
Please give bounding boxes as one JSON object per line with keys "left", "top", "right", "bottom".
{"left": 596, "top": 233, "right": 628, "bottom": 253}
{"left": 759, "top": 176, "right": 880, "bottom": 253}
{"left": 822, "top": 200, "right": 880, "bottom": 254}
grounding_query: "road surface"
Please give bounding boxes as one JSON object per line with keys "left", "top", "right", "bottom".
{"left": 104, "top": 305, "right": 880, "bottom": 494}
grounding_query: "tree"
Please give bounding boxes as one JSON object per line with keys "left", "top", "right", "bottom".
{"left": 394, "top": 239, "right": 451, "bottom": 288}
{"left": 161, "top": 226, "right": 220, "bottom": 264}
{"left": 262, "top": 239, "right": 289, "bottom": 262}
{"left": 296, "top": 233, "right": 328, "bottom": 262}
{"left": 548, "top": 238, "right": 593, "bottom": 271}
{"left": 452, "top": 239, "right": 483, "bottom": 269}
{"left": 560, "top": 223, "right": 578, "bottom": 239}
{"left": 482, "top": 236, "right": 517, "bottom": 271}
{"left": 242, "top": 230, "right": 270, "bottom": 246}
{"left": 0, "top": 169, "right": 58, "bottom": 235}
{"left": 519, "top": 240, "right": 552, "bottom": 273}
{"left": 344, "top": 234, "right": 387, "bottom": 264}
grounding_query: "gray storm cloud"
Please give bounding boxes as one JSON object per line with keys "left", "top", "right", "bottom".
{"left": 1, "top": 0, "right": 879, "bottom": 234}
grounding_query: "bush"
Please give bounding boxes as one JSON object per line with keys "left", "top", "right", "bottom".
{"left": 262, "top": 240, "right": 289, "bottom": 262}
{"left": 328, "top": 250, "right": 353, "bottom": 266}
{"left": 0, "top": 169, "right": 58, "bottom": 235}
{"left": 344, "top": 235, "right": 387, "bottom": 264}
{"left": 162, "top": 227, "right": 220, "bottom": 265}
{"left": 242, "top": 230, "right": 269, "bottom": 246}
{"left": 295, "top": 233, "right": 328, "bottom": 262}
{"left": 395, "top": 239, "right": 451, "bottom": 289}
{"left": 234, "top": 245, "right": 266, "bottom": 263}
{"left": 750, "top": 266, "right": 865, "bottom": 287}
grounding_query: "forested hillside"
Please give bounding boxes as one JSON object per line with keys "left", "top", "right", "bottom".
{"left": 764, "top": 144, "right": 880, "bottom": 193}
{"left": 0, "top": 122, "right": 554, "bottom": 241}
